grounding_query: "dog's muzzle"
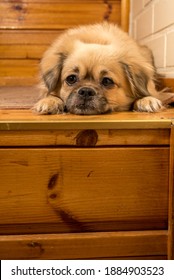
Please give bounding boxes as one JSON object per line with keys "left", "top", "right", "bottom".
{"left": 66, "top": 86, "right": 109, "bottom": 115}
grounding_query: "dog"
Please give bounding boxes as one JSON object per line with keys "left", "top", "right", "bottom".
{"left": 34, "top": 22, "right": 174, "bottom": 115}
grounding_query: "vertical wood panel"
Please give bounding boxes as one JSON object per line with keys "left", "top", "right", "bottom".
{"left": 121, "top": 0, "right": 130, "bottom": 32}
{"left": 168, "top": 125, "right": 174, "bottom": 259}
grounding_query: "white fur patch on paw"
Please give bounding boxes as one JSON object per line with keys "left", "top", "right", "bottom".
{"left": 33, "top": 96, "right": 64, "bottom": 115}
{"left": 133, "top": 96, "right": 164, "bottom": 112}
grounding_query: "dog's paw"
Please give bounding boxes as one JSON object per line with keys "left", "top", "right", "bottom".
{"left": 133, "top": 96, "right": 164, "bottom": 112}
{"left": 33, "top": 96, "right": 64, "bottom": 115}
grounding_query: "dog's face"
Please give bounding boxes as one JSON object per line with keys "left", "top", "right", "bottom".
{"left": 58, "top": 43, "right": 134, "bottom": 115}
{"left": 39, "top": 24, "right": 161, "bottom": 115}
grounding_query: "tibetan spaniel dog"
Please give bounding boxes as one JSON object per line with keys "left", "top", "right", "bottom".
{"left": 34, "top": 23, "right": 174, "bottom": 115}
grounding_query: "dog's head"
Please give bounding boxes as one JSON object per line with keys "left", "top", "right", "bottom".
{"left": 41, "top": 38, "right": 155, "bottom": 115}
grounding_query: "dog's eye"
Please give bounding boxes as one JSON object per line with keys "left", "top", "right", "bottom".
{"left": 66, "top": 75, "right": 78, "bottom": 85}
{"left": 101, "top": 77, "right": 114, "bottom": 87}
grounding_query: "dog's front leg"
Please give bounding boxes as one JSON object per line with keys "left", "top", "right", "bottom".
{"left": 133, "top": 96, "right": 164, "bottom": 112}
{"left": 33, "top": 95, "right": 64, "bottom": 115}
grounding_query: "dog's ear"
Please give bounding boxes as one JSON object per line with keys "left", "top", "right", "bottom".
{"left": 121, "top": 62, "right": 151, "bottom": 98}
{"left": 40, "top": 52, "right": 67, "bottom": 93}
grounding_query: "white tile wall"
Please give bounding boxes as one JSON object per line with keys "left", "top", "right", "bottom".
{"left": 144, "top": 0, "right": 152, "bottom": 6}
{"left": 130, "top": 0, "right": 174, "bottom": 77}
{"left": 166, "top": 31, "right": 174, "bottom": 67}
{"left": 145, "top": 35, "right": 165, "bottom": 68}
{"left": 136, "top": 7, "right": 153, "bottom": 40}
{"left": 131, "top": 0, "right": 144, "bottom": 16}
{"left": 154, "top": 0, "right": 174, "bottom": 32}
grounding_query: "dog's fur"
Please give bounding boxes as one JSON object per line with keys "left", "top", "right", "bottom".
{"left": 34, "top": 22, "right": 174, "bottom": 115}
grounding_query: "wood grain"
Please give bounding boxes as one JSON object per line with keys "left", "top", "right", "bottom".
{"left": 0, "top": 2, "right": 121, "bottom": 30}
{"left": 160, "top": 78, "right": 174, "bottom": 92}
{"left": 0, "top": 110, "right": 173, "bottom": 129}
{"left": 0, "top": 45, "right": 47, "bottom": 59}
{"left": 0, "top": 129, "right": 170, "bottom": 146}
{"left": 0, "top": 1, "right": 124, "bottom": 85}
{"left": 0, "top": 86, "right": 174, "bottom": 129}
{"left": 0, "top": 30, "right": 60, "bottom": 59}
{"left": 0, "top": 60, "right": 39, "bottom": 86}
{"left": 0, "top": 230, "right": 167, "bottom": 259}
{"left": 0, "top": 30, "right": 61, "bottom": 45}
{"left": 121, "top": 0, "right": 130, "bottom": 32}
{"left": 1, "top": 105, "right": 174, "bottom": 131}
{"left": 168, "top": 125, "right": 174, "bottom": 259}
{"left": 0, "top": 148, "right": 169, "bottom": 234}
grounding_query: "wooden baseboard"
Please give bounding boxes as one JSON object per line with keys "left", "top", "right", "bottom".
{"left": 0, "top": 230, "right": 167, "bottom": 260}
{"left": 159, "top": 78, "right": 174, "bottom": 91}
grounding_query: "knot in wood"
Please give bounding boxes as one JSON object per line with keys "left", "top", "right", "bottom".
{"left": 76, "top": 130, "right": 98, "bottom": 146}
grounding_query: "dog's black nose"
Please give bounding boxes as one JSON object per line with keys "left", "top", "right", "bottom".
{"left": 78, "top": 87, "right": 96, "bottom": 98}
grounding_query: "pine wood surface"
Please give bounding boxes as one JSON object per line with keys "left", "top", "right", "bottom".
{"left": 0, "top": 1, "right": 121, "bottom": 30}
{"left": 168, "top": 125, "right": 174, "bottom": 259}
{"left": 0, "top": 230, "right": 167, "bottom": 260}
{"left": 0, "top": 61, "right": 39, "bottom": 86}
{"left": 0, "top": 30, "right": 61, "bottom": 59}
{"left": 161, "top": 78, "right": 174, "bottom": 91}
{"left": 0, "top": 129, "right": 170, "bottom": 147}
{"left": 0, "top": 148, "right": 169, "bottom": 234}
{"left": 0, "top": 0, "right": 124, "bottom": 86}
{"left": 121, "top": 0, "right": 130, "bottom": 32}
{"left": 1, "top": 108, "right": 174, "bottom": 130}
{"left": 0, "top": 85, "right": 174, "bottom": 130}
{"left": 0, "top": 110, "right": 173, "bottom": 130}
{"left": 0, "top": 86, "right": 40, "bottom": 109}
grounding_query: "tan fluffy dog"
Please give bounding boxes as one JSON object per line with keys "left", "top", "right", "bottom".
{"left": 34, "top": 23, "right": 174, "bottom": 115}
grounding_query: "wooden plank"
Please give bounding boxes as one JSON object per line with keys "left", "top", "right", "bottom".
{"left": 121, "top": 0, "right": 130, "bottom": 32}
{"left": 0, "top": 30, "right": 61, "bottom": 59}
{"left": 0, "top": 109, "right": 172, "bottom": 130}
{"left": 168, "top": 124, "right": 174, "bottom": 259}
{"left": 0, "top": 220, "right": 168, "bottom": 235}
{"left": 0, "top": 129, "right": 170, "bottom": 146}
{"left": 0, "top": 45, "right": 47, "bottom": 59}
{"left": 160, "top": 78, "right": 174, "bottom": 92}
{"left": 0, "top": 109, "right": 173, "bottom": 131}
{"left": 0, "top": 30, "right": 61, "bottom": 45}
{"left": 0, "top": 86, "right": 174, "bottom": 130}
{"left": 0, "top": 60, "right": 39, "bottom": 86}
{"left": 0, "top": 231, "right": 167, "bottom": 259}
{"left": 0, "top": 86, "right": 39, "bottom": 109}
{"left": 0, "top": 148, "right": 169, "bottom": 233}
{"left": 0, "top": 2, "right": 121, "bottom": 30}
{"left": 0, "top": 0, "right": 120, "bottom": 3}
